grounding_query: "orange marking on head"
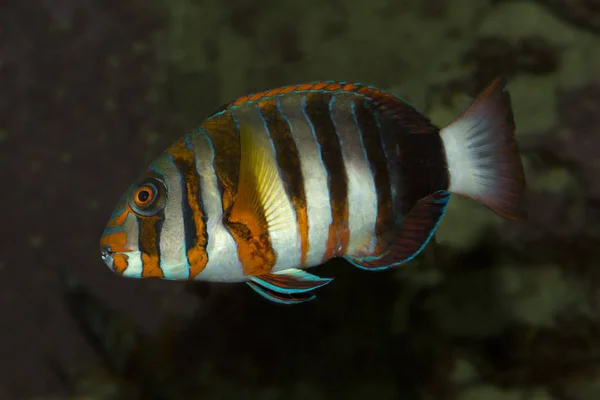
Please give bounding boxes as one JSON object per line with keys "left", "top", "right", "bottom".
{"left": 106, "top": 208, "right": 130, "bottom": 228}
{"left": 112, "top": 253, "right": 129, "bottom": 275}
{"left": 100, "top": 231, "right": 129, "bottom": 253}
{"left": 138, "top": 215, "right": 165, "bottom": 278}
{"left": 167, "top": 139, "right": 209, "bottom": 279}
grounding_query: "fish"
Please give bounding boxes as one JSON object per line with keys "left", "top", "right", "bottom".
{"left": 99, "top": 78, "right": 526, "bottom": 304}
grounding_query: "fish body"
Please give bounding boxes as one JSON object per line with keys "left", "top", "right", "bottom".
{"left": 100, "top": 79, "right": 525, "bottom": 304}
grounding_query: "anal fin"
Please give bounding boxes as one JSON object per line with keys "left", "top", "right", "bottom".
{"left": 247, "top": 282, "right": 316, "bottom": 305}
{"left": 345, "top": 190, "right": 450, "bottom": 270}
{"left": 247, "top": 268, "right": 333, "bottom": 304}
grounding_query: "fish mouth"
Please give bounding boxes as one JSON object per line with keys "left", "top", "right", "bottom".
{"left": 100, "top": 245, "right": 111, "bottom": 261}
{"left": 100, "top": 245, "right": 132, "bottom": 274}
{"left": 100, "top": 245, "right": 116, "bottom": 269}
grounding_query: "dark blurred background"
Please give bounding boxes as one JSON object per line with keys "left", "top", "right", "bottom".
{"left": 3, "top": 0, "right": 600, "bottom": 399}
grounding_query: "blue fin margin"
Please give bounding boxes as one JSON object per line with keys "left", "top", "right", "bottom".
{"left": 345, "top": 190, "right": 450, "bottom": 271}
{"left": 247, "top": 268, "right": 334, "bottom": 305}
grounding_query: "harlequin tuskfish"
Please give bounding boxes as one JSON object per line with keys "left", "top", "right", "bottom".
{"left": 100, "top": 78, "right": 526, "bottom": 304}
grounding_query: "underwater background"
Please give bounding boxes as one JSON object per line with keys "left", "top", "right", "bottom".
{"left": 3, "top": 0, "right": 600, "bottom": 399}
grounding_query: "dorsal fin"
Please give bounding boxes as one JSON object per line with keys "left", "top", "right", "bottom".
{"left": 212, "top": 81, "right": 430, "bottom": 130}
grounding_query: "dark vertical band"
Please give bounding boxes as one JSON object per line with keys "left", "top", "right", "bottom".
{"left": 258, "top": 98, "right": 310, "bottom": 266}
{"left": 303, "top": 92, "right": 349, "bottom": 259}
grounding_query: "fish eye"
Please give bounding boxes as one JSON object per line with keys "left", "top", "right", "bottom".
{"left": 133, "top": 185, "right": 155, "bottom": 208}
{"left": 129, "top": 180, "right": 166, "bottom": 216}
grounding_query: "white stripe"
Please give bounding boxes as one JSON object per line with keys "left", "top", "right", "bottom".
{"left": 155, "top": 153, "right": 189, "bottom": 279}
{"left": 330, "top": 95, "right": 378, "bottom": 255}
{"left": 120, "top": 213, "right": 144, "bottom": 278}
{"left": 188, "top": 129, "right": 246, "bottom": 282}
{"left": 279, "top": 94, "right": 332, "bottom": 267}
{"left": 231, "top": 105, "right": 302, "bottom": 272}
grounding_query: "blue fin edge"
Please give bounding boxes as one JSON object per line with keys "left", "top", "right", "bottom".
{"left": 249, "top": 269, "right": 334, "bottom": 294}
{"left": 344, "top": 190, "right": 450, "bottom": 271}
{"left": 247, "top": 282, "right": 316, "bottom": 305}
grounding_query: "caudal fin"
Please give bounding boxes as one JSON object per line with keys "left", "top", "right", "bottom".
{"left": 440, "top": 77, "right": 526, "bottom": 220}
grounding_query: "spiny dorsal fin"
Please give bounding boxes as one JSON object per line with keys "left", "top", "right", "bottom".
{"left": 211, "top": 81, "right": 437, "bottom": 136}
{"left": 214, "top": 81, "right": 421, "bottom": 119}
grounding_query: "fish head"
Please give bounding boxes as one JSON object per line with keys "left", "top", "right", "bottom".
{"left": 99, "top": 153, "right": 182, "bottom": 279}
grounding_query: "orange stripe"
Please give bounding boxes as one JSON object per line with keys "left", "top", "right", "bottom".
{"left": 296, "top": 205, "right": 309, "bottom": 266}
{"left": 141, "top": 253, "right": 163, "bottom": 278}
{"left": 225, "top": 182, "right": 277, "bottom": 276}
{"left": 258, "top": 99, "right": 310, "bottom": 267}
{"left": 226, "top": 215, "right": 276, "bottom": 276}
{"left": 303, "top": 92, "right": 350, "bottom": 261}
{"left": 201, "top": 112, "right": 240, "bottom": 211}
{"left": 322, "top": 204, "right": 351, "bottom": 260}
{"left": 139, "top": 215, "right": 164, "bottom": 278}
{"left": 100, "top": 231, "right": 129, "bottom": 253}
{"left": 202, "top": 111, "right": 277, "bottom": 276}
{"left": 167, "top": 139, "right": 209, "bottom": 279}
{"left": 112, "top": 253, "right": 129, "bottom": 275}
{"left": 106, "top": 208, "right": 129, "bottom": 228}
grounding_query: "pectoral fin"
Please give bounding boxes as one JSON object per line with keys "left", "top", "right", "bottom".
{"left": 224, "top": 122, "right": 298, "bottom": 275}
{"left": 227, "top": 121, "right": 297, "bottom": 234}
{"left": 247, "top": 268, "right": 333, "bottom": 304}
{"left": 345, "top": 190, "right": 450, "bottom": 270}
